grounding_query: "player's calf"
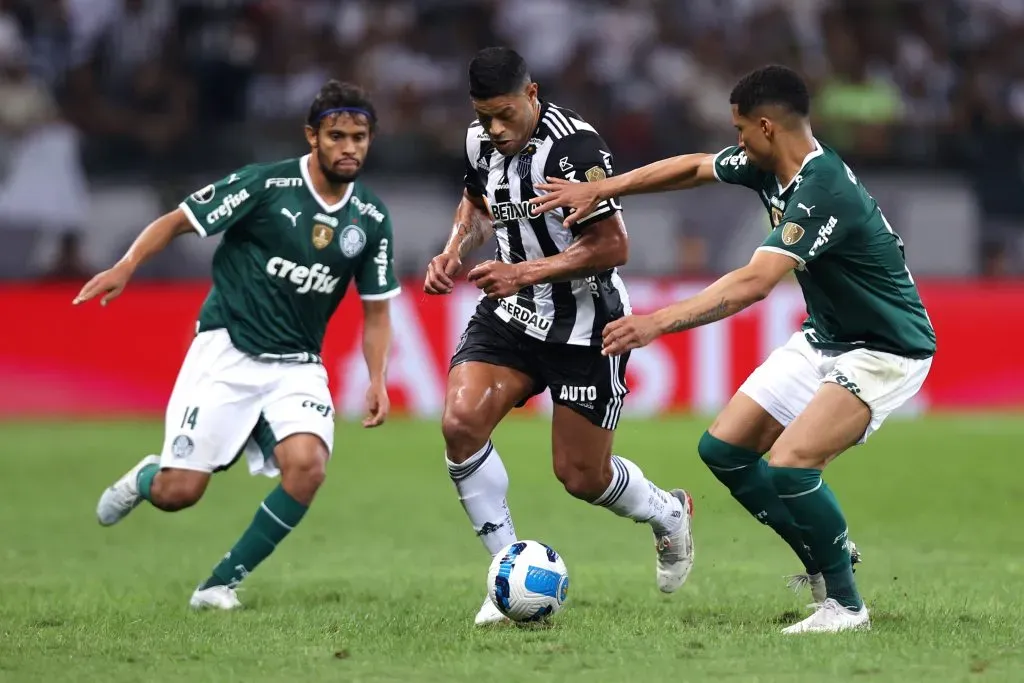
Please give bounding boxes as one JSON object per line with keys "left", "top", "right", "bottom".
{"left": 192, "top": 434, "right": 327, "bottom": 608}
{"left": 552, "top": 405, "right": 694, "bottom": 592}
{"left": 148, "top": 468, "right": 210, "bottom": 511}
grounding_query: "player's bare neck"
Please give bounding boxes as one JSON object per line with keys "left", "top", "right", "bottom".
{"left": 773, "top": 130, "right": 816, "bottom": 190}
{"left": 307, "top": 157, "right": 350, "bottom": 204}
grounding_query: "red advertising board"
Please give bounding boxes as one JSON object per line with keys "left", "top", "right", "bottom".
{"left": 1, "top": 279, "right": 1021, "bottom": 418}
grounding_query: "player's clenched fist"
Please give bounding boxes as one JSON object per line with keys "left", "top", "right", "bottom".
{"left": 72, "top": 261, "right": 135, "bottom": 307}
{"left": 423, "top": 252, "right": 464, "bottom": 295}
{"left": 467, "top": 260, "right": 524, "bottom": 299}
{"left": 602, "top": 314, "right": 659, "bottom": 356}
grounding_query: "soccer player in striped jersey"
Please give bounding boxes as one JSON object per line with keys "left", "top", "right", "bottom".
{"left": 423, "top": 47, "right": 694, "bottom": 626}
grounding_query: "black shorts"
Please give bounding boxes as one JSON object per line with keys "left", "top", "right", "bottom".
{"left": 449, "top": 313, "right": 630, "bottom": 430}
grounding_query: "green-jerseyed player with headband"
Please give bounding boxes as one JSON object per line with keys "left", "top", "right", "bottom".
{"left": 531, "top": 65, "right": 936, "bottom": 634}
{"left": 74, "top": 80, "right": 401, "bottom": 610}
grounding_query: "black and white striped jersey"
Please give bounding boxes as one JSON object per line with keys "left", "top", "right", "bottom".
{"left": 463, "top": 100, "right": 631, "bottom": 347}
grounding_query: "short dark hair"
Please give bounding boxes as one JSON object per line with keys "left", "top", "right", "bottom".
{"left": 307, "top": 80, "right": 377, "bottom": 132}
{"left": 729, "top": 65, "right": 810, "bottom": 118}
{"left": 468, "top": 47, "right": 531, "bottom": 99}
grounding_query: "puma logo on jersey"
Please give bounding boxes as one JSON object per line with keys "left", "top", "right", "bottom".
{"left": 265, "top": 258, "right": 341, "bottom": 294}
{"left": 281, "top": 208, "right": 302, "bottom": 227}
{"left": 797, "top": 203, "right": 815, "bottom": 216}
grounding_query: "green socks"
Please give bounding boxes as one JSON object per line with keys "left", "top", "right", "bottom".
{"left": 200, "top": 485, "right": 308, "bottom": 590}
{"left": 137, "top": 463, "right": 160, "bottom": 502}
{"left": 698, "top": 432, "right": 819, "bottom": 575}
{"left": 769, "top": 466, "right": 863, "bottom": 610}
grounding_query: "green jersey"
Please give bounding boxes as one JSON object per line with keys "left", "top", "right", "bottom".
{"left": 179, "top": 155, "right": 401, "bottom": 360}
{"left": 713, "top": 141, "right": 935, "bottom": 359}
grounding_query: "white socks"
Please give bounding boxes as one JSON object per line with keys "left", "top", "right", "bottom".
{"left": 593, "top": 455, "right": 682, "bottom": 534}
{"left": 446, "top": 440, "right": 517, "bottom": 555}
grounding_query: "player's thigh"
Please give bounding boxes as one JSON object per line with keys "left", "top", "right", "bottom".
{"left": 444, "top": 316, "right": 540, "bottom": 448}
{"left": 768, "top": 382, "right": 870, "bottom": 470}
{"left": 253, "top": 362, "right": 335, "bottom": 478}
{"left": 708, "top": 392, "right": 785, "bottom": 454}
{"left": 160, "top": 330, "right": 266, "bottom": 475}
{"left": 545, "top": 345, "right": 626, "bottom": 492}
{"left": 825, "top": 349, "right": 932, "bottom": 444}
{"left": 550, "top": 403, "right": 616, "bottom": 498}
{"left": 734, "top": 331, "right": 822, "bottom": 446}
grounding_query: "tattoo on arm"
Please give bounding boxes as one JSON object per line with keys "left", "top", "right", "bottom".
{"left": 663, "top": 298, "right": 730, "bottom": 333}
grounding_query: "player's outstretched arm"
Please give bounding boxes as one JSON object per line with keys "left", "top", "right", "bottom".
{"left": 424, "top": 190, "right": 494, "bottom": 295}
{"left": 531, "top": 153, "right": 718, "bottom": 229}
{"left": 467, "top": 214, "right": 627, "bottom": 299}
{"left": 360, "top": 298, "right": 392, "bottom": 428}
{"left": 72, "top": 208, "right": 195, "bottom": 306}
{"left": 601, "top": 250, "right": 796, "bottom": 356}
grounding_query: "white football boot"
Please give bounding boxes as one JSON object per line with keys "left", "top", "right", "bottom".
{"left": 96, "top": 455, "right": 160, "bottom": 526}
{"left": 474, "top": 595, "right": 508, "bottom": 626}
{"left": 654, "top": 489, "right": 695, "bottom": 593}
{"left": 785, "top": 540, "right": 861, "bottom": 606}
{"left": 781, "top": 598, "right": 870, "bottom": 634}
{"left": 190, "top": 585, "right": 243, "bottom": 610}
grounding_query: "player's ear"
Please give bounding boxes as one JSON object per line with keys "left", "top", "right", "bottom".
{"left": 525, "top": 81, "right": 539, "bottom": 103}
{"left": 304, "top": 124, "right": 318, "bottom": 149}
{"left": 760, "top": 117, "right": 773, "bottom": 141}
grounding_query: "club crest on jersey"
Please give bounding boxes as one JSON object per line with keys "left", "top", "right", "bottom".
{"left": 190, "top": 184, "right": 215, "bottom": 204}
{"left": 781, "top": 222, "right": 805, "bottom": 246}
{"left": 339, "top": 225, "right": 366, "bottom": 257}
{"left": 585, "top": 166, "right": 606, "bottom": 183}
{"left": 312, "top": 223, "right": 334, "bottom": 250}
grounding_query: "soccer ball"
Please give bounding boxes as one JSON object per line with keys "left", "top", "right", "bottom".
{"left": 486, "top": 540, "right": 569, "bottom": 622}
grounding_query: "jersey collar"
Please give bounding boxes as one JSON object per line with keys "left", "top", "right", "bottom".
{"left": 776, "top": 138, "right": 823, "bottom": 195}
{"left": 300, "top": 154, "right": 355, "bottom": 213}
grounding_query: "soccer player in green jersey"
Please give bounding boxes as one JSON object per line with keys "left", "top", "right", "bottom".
{"left": 531, "top": 65, "right": 936, "bottom": 633}
{"left": 73, "top": 80, "right": 401, "bottom": 610}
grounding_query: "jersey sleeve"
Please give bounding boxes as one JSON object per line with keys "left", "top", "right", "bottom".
{"left": 712, "top": 146, "right": 768, "bottom": 190}
{"left": 356, "top": 212, "right": 402, "bottom": 301}
{"left": 464, "top": 124, "right": 487, "bottom": 198}
{"left": 758, "top": 183, "right": 843, "bottom": 268}
{"left": 179, "top": 165, "right": 262, "bottom": 238}
{"left": 543, "top": 131, "right": 622, "bottom": 232}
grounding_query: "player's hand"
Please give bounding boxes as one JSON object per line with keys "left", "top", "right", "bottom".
{"left": 72, "top": 261, "right": 135, "bottom": 307}
{"left": 602, "top": 314, "right": 659, "bottom": 356}
{"left": 531, "top": 177, "right": 602, "bottom": 229}
{"left": 467, "top": 260, "right": 524, "bottom": 299}
{"left": 424, "top": 252, "right": 463, "bottom": 295}
{"left": 363, "top": 381, "right": 390, "bottom": 428}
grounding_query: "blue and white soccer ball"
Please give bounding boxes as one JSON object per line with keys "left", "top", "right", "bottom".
{"left": 486, "top": 540, "right": 569, "bottom": 622}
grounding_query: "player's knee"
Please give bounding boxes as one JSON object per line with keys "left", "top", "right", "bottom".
{"left": 279, "top": 445, "right": 328, "bottom": 491}
{"left": 150, "top": 470, "right": 208, "bottom": 511}
{"left": 767, "top": 443, "right": 824, "bottom": 470}
{"left": 553, "top": 457, "right": 609, "bottom": 502}
{"left": 440, "top": 407, "right": 489, "bottom": 464}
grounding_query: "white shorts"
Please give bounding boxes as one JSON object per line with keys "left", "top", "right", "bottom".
{"left": 160, "top": 329, "right": 335, "bottom": 477}
{"left": 739, "top": 331, "right": 932, "bottom": 443}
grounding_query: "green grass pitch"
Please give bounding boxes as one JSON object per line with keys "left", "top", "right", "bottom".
{"left": 2, "top": 415, "right": 1023, "bottom": 682}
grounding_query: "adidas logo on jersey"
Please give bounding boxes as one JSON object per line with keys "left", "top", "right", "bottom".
{"left": 206, "top": 189, "right": 251, "bottom": 225}
{"left": 265, "top": 257, "right": 341, "bottom": 294}
{"left": 349, "top": 195, "right": 385, "bottom": 223}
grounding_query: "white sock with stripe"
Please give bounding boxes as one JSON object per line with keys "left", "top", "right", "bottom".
{"left": 593, "top": 456, "right": 683, "bottom": 534}
{"left": 446, "top": 441, "right": 518, "bottom": 555}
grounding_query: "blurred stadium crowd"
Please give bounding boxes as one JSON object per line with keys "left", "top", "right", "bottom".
{"left": 0, "top": 0, "right": 1023, "bottom": 279}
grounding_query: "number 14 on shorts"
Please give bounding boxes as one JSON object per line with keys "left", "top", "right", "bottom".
{"left": 180, "top": 406, "right": 200, "bottom": 430}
